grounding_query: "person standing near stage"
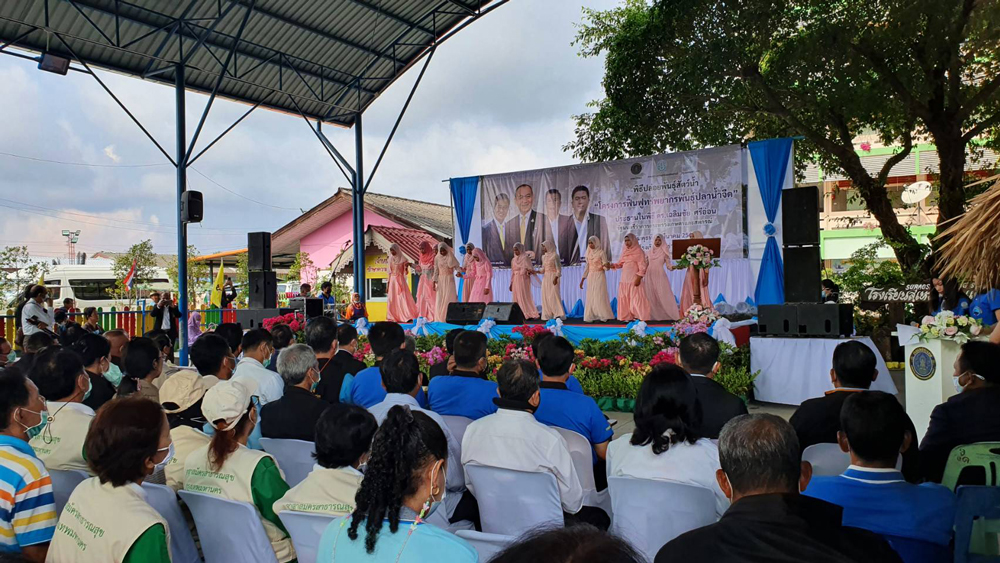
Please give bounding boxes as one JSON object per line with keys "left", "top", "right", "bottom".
{"left": 580, "top": 236, "right": 614, "bottom": 322}
{"left": 416, "top": 240, "right": 437, "bottom": 321}
{"left": 680, "top": 231, "right": 713, "bottom": 314}
{"left": 469, "top": 248, "right": 493, "bottom": 304}
{"left": 435, "top": 243, "right": 461, "bottom": 322}
{"left": 510, "top": 243, "right": 540, "bottom": 320}
{"left": 611, "top": 233, "right": 651, "bottom": 322}
{"left": 386, "top": 244, "right": 418, "bottom": 323}
{"left": 646, "top": 235, "right": 681, "bottom": 321}
{"left": 461, "top": 242, "right": 477, "bottom": 301}
{"left": 538, "top": 240, "right": 566, "bottom": 320}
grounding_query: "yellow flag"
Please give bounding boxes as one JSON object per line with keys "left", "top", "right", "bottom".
{"left": 210, "top": 261, "right": 226, "bottom": 307}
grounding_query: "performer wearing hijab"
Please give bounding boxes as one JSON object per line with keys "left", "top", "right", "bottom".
{"left": 434, "top": 243, "right": 461, "bottom": 322}
{"left": 580, "top": 236, "right": 614, "bottom": 322}
{"left": 645, "top": 234, "right": 681, "bottom": 321}
{"left": 509, "top": 243, "right": 540, "bottom": 320}
{"left": 386, "top": 244, "right": 418, "bottom": 322}
{"left": 468, "top": 249, "right": 493, "bottom": 304}
{"left": 680, "top": 231, "right": 713, "bottom": 314}
{"left": 461, "top": 243, "right": 477, "bottom": 302}
{"left": 538, "top": 240, "right": 566, "bottom": 320}
{"left": 611, "top": 233, "right": 651, "bottom": 322}
{"left": 416, "top": 240, "right": 437, "bottom": 321}
{"left": 344, "top": 292, "right": 367, "bottom": 320}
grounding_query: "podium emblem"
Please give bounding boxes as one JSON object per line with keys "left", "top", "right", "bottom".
{"left": 909, "top": 347, "right": 936, "bottom": 381}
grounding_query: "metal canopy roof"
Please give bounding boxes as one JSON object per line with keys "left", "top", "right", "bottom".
{"left": 0, "top": 0, "right": 504, "bottom": 127}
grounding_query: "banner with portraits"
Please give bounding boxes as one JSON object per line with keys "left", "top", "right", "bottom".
{"left": 478, "top": 144, "right": 746, "bottom": 266}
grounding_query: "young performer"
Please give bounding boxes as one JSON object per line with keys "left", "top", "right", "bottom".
{"left": 680, "top": 232, "right": 713, "bottom": 314}
{"left": 461, "top": 242, "right": 477, "bottom": 302}
{"left": 509, "top": 243, "right": 540, "bottom": 320}
{"left": 416, "top": 240, "right": 437, "bottom": 321}
{"left": 538, "top": 240, "right": 566, "bottom": 320}
{"left": 580, "top": 236, "right": 614, "bottom": 322}
{"left": 645, "top": 234, "right": 681, "bottom": 321}
{"left": 468, "top": 249, "right": 493, "bottom": 304}
{"left": 386, "top": 244, "right": 418, "bottom": 323}
{"left": 611, "top": 233, "right": 651, "bottom": 322}
{"left": 434, "top": 243, "right": 461, "bottom": 322}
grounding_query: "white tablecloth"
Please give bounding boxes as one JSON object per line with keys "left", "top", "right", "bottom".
{"left": 750, "top": 336, "right": 898, "bottom": 405}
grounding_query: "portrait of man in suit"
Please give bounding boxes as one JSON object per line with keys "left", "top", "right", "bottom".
{"left": 481, "top": 192, "right": 510, "bottom": 264}
{"left": 503, "top": 183, "right": 542, "bottom": 262}
{"left": 541, "top": 189, "right": 576, "bottom": 266}
{"left": 567, "top": 185, "right": 611, "bottom": 263}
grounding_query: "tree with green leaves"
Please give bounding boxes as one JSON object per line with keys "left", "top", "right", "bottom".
{"left": 286, "top": 251, "right": 317, "bottom": 287}
{"left": 569, "top": 0, "right": 1000, "bottom": 274}
{"left": 168, "top": 245, "right": 211, "bottom": 306}
{"left": 233, "top": 252, "right": 249, "bottom": 307}
{"left": 110, "top": 239, "right": 159, "bottom": 303}
{"left": 0, "top": 246, "right": 49, "bottom": 304}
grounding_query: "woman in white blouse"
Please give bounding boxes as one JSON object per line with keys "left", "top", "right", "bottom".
{"left": 607, "top": 364, "right": 729, "bottom": 517}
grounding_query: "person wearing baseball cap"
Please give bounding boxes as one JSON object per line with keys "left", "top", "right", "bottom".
{"left": 183, "top": 379, "right": 295, "bottom": 562}
{"left": 159, "top": 371, "right": 216, "bottom": 491}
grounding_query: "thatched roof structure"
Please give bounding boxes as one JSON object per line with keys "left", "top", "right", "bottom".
{"left": 936, "top": 175, "right": 1000, "bottom": 291}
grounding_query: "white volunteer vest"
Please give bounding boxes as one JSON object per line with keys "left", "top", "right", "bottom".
{"left": 184, "top": 444, "right": 295, "bottom": 562}
{"left": 273, "top": 466, "right": 363, "bottom": 517}
{"left": 29, "top": 401, "right": 93, "bottom": 473}
{"left": 47, "top": 478, "right": 169, "bottom": 562}
{"left": 165, "top": 425, "right": 211, "bottom": 491}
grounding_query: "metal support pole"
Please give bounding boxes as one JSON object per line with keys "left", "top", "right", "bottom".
{"left": 175, "top": 63, "right": 190, "bottom": 364}
{"left": 352, "top": 113, "right": 366, "bottom": 302}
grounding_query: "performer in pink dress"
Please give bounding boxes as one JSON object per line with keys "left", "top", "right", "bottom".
{"left": 468, "top": 249, "right": 493, "bottom": 304}
{"left": 415, "top": 240, "right": 437, "bottom": 321}
{"left": 386, "top": 243, "right": 418, "bottom": 322}
{"left": 611, "top": 233, "right": 651, "bottom": 322}
{"left": 679, "top": 232, "right": 714, "bottom": 314}
{"left": 509, "top": 243, "right": 539, "bottom": 320}
{"left": 538, "top": 240, "right": 565, "bottom": 320}
{"left": 580, "top": 235, "right": 614, "bottom": 322}
{"left": 434, "top": 243, "right": 461, "bottom": 322}
{"left": 461, "top": 242, "right": 477, "bottom": 302}
{"left": 645, "top": 234, "right": 681, "bottom": 321}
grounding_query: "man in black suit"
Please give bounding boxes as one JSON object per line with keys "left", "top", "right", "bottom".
{"left": 656, "top": 414, "right": 903, "bottom": 563}
{"left": 540, "top": 189, "right": 576, "bottom": 265}
{"left": 920, "top": 341, "right": 1000, "bottom": 482}
{"left": 481, "top": 193, "right": 510, "bottom": 264}
{"left": 503, "top": 183, "right": 542, "bottom": 263}
{"left": 313, "top": 319, "right": 365, "bottom": 404}
{"left": 148, "top": 291, "right": 181, "bottom": 345}
{"left": 260, "top": 343, "right": 330, "bottom": 441}
{"left": 566, "top": 185, "right": 612, "bottom": 264}
{"left": 428, "top": 328, "right": 464, "bottom": 379}
{"left": 678, "top": 333, "right": 747, "bottom": 439}
{"left": 790, "top": 340, "right": 921, "bottom": 482}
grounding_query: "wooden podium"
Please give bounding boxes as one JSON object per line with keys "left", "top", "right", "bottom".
{"left": 672, "top": 238, "right": 722, "bottom": 260}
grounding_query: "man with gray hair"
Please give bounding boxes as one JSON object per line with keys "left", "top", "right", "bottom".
{"left": 655, "top": 414, "right": 902, "bottom": 563}
{"left": 260, "top": 343, "right": 330, "bottom": 442}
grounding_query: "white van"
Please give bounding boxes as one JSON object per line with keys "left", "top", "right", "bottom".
{"left": 42, "top": 263, "right": 171, "bottom": 310}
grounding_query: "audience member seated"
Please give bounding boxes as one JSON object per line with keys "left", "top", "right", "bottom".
{"left": 48, "top": 396, "right": 173, "bottom": 562}
{"left": 920, "top": 340, "right": 1000, "bottom": 482}
{"left": 351, "top": 322, "right": 426, "bottom": 408}
{"left": 116, "top": 337, "right": 164, "bottom": 403}
{"left": 428, "top": 328, "right": 464, "bottom": 379}
{"left": 427, "top": 331, "right": 498, "bottom": 420}
{"left": 0, "top": 368, "right": 56, "bottom": 562}
{"left": 27, "top": 347, "right": 93, "bottom": 473}
{"left": 267, "top": 324, "right": 294, "bottom": 374}
{"left": 274, "top": 403, "right": 377, "bottom": 517}
{"left": 146, "top": 329, "right": 184, "bottom": 388}
{"left": 805, "top": 392, "right": 955, "bottom": 554}
{"left": 190, "top": 333, "right": 237, "bottom": 383}
{"left": 463, "top": 359, "right": 610, "bottom": 530}
{"left": 104, "top": 329, "right": 129, "bottom": 372}
{"left": 316, "top": 405, "right": 477, "bottom": 562}
{"left": 59, "top": 322, "right": 86, "bottom": 348}
{"left": 213, "top": 322, "right": 244, "bottom": 356}
{"left": 532, "top": 332, "right": 584, "bottom": 394}
{"left": 791, "top": 340, "right": 920, "bottom": 482}
{"left": 261, "top": 344, "right": 329, "bottom": 441}
{"left": 82, "top": 306, "right": 103, "bottom": 335}
{"left": 490, "top": 525, "right": 644, "bottom": 563}
{"left": 72, "top": 333, "right": 117, "bottom": 412}
{"left": 310, "top": 319, "right": 357, "bottom": 404}
{"left": 608, "top": 364, "right": 727, "bottom": 517}
{"left": 159, "top": 370, "right": 215, "bottom": 491}
{"left": 14, "top": 331, "right": 55, "bottom": 373}
{"left": 233, "top": 328, "right": 283, "bottom": 404}
{"left": 655, "top": 414, "right": 902, "bottom": 563}
{"left": 677, "top": 333, "right": 746, "bottom": 439}
{"left": 184, "top": 379, "right": 295, "bottom": 562}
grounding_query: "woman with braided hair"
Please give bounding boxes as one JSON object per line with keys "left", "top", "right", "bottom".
{"left": 316, "top": 404, "right": 477, "bottom": 562}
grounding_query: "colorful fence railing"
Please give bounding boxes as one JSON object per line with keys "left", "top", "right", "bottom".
{"left": 1, "top": 305, "right": 239, "bottom": 342}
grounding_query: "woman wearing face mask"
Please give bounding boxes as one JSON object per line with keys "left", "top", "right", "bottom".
{"left": 184, "top": 379, "right": 295, "bottom": 562}
{"left": 27, "top": 347, "right": 94, "bottom": 473}
{"left": 47, "top": 396, "right": 174, "bottom": 562}
{"left": 159, "top": 371, "right": 214, "bottom": 491}
{"left": 73, "top": 333, "right": 118, "bottom": 411}
{"left": 117, "top": 337, "right": 165, "bottom": 403}
{"left": 317, "top": 404, "right": 477, "bottom": 562}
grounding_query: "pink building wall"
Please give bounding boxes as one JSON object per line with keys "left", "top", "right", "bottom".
{"left": 298, "top": 211, "right": 403, "bottom": 283}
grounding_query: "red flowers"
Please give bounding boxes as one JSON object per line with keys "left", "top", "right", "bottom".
{"left": 649, "top": 348, "right": 678, "bottom": 366}
{"left": 512, "top": 325, "right": 551, "bottom": 342}
{"left": 262, "top": 312, "right": 305, "bottom": 333}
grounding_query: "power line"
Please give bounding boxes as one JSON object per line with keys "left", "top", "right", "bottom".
{"left": 0, "top": 203, "right": 245, "bottom": 237}
{"left": 0, "top": 150, "right": 168, "bottom": 168}
{"left": 189, "top": 167, "right": 302, "bottom": 211}
{"left": 0, "top": 196, "right": 244, "bottom": 232}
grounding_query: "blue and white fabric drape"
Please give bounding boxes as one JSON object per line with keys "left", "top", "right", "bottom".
{"left": 748, "top": 138, "right": 792, "bottom": 305}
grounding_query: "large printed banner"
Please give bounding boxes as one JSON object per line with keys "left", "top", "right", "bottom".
{"left": 479, "top": 145, "right": 745, "bottom": 266}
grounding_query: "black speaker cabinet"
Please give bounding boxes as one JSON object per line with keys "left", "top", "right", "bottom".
{"left": 248, "top": 270, "right": 277, "bottom": 309}
{"left": 235, "top": 307, "right": 293, "bottom": 330}
{"left": 784, "top": 245, "right": 822, "bottom": 303}
{"left": 758, "top": 304, "right": 799, "bottom": 336}
{"left": 446, "top": 302, "right": 486, "bottom": 325}
{"left": 181, "top": 191, "right": 203, "bottom": 223}
{"left": 288, "top": 297, "right": 323, "bottom": 319}
{"left": 781, "top": 186, "right": 820, "bottom": 246}
{"left": 797, "top": 303, "right": 854, "bottom": 337}
{"left": 248, "top": 232, "right": 272, "bottom": 272}
{"left": 483, "top": 302, "right": 525, "bottom": 325}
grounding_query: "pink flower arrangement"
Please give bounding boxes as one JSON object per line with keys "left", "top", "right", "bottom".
{"left": 580, "top": 357, "right": 612, "bottom": 370}
{"left": 421, "top": 346, "right": 449, "bottom": 366}
{"left": 512, "top": 325, "right": 551, "bottom": 343}
{"left": 503, "top": 342, "right": 535, "bottom": 362}
{"left": 649, "top": 348, "right": 678, "bottom": 366}
{"left": 675, "top": 244, "right": 719, "bottom": 271}
{"left": 262, "top": 312, "right": 306, "bottom": 337}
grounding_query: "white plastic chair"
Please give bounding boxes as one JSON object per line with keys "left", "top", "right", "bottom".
{"left": 141, "top": 482, "right": 202, "bottom": 563}
{"left": 802, "top": 443, "right": 851, "bottom": 476}
{"left": 278, "top": 510, "right": 336, "bottom": 563}
{"left": 441, "top": 415, "right": 474, "bottom": 448}
{"left": 466, "top": 465, "right": 563, "bottom": 536}
{"left": 608, "top": 477, "right": 716, "bottom": 563}
{"left": 554, "top": 427, "right": 611, "bottom": 515}
{"left": 178, "top": 490, "right": 279, "bottom": 563}
{"left": 454, "top": 530, "right": 516, "bottom": 562}
{"left": 259, "top": 437, "right": 315, "bottom": 487}
{"left": 48, "top": 469, "right": 88, "bottom": 515}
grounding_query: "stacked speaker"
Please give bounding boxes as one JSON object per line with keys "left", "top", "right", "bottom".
{"left": 248, "top": 232, "right": 277, "bottom": 309}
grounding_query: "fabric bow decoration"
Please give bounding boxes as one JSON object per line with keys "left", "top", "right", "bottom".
{"left": 409, "top": 316, "right": 431, "bottom": 337}
{"left": 476, "top": 317, "right": 496, "bottom": 335}
{"left": 354, "top": 317, "right": 370, "bottom": 336}
{"left": 712, "top": 318, "right": 736, "bottom": 347}
{"left": 544, "top": 317, "right": 564, "bottom": 337}
{"left": 626, "top": 320, "right": 648, "bottom": 337}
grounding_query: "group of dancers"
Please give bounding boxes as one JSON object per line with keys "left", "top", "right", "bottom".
{"left": 384, "top": 234, "right": 714, "bottom": 324}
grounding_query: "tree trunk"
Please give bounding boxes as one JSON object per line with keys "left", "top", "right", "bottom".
{"left": 930, "top": 132, "right": 968, "bottom": 247}
{"left": 849, "top": 175, "right": 925, "bottom": 273}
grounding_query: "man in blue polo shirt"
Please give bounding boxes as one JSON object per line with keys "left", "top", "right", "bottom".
{"left": 969, "top": 289, "right": 1000, "bottom": 344}
{"left": 531, "top": 331, "right": 585, "bottom": 394}
{"left": 349, "top": 322, "right": 426, "bottom": 408}
{"left": 805, "top": 391, "right": 955, "bottom": 554}
{"left": 428, "top": 331, "right": 498, "bottom": 420}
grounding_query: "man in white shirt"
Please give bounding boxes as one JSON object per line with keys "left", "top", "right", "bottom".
{"left": 27, "top": 347, "right": 94, "bottom": 473}
{"left": 232, "top": 328, "right": 283, "bottom": 404}
{"left": 21, "top": 285, "right": 54, "bottom": 337}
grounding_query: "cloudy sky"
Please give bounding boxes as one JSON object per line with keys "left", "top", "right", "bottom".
{"left": 0, "top": 1, "right": 618, "bottom": 261}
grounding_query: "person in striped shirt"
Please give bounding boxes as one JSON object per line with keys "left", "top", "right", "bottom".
{"left": 0, "top": 366, "right": 57, "bottom": 562}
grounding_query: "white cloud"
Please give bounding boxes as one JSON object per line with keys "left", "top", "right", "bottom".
{"left": 103, "top": 145, "right": 121, "bottom": 163}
